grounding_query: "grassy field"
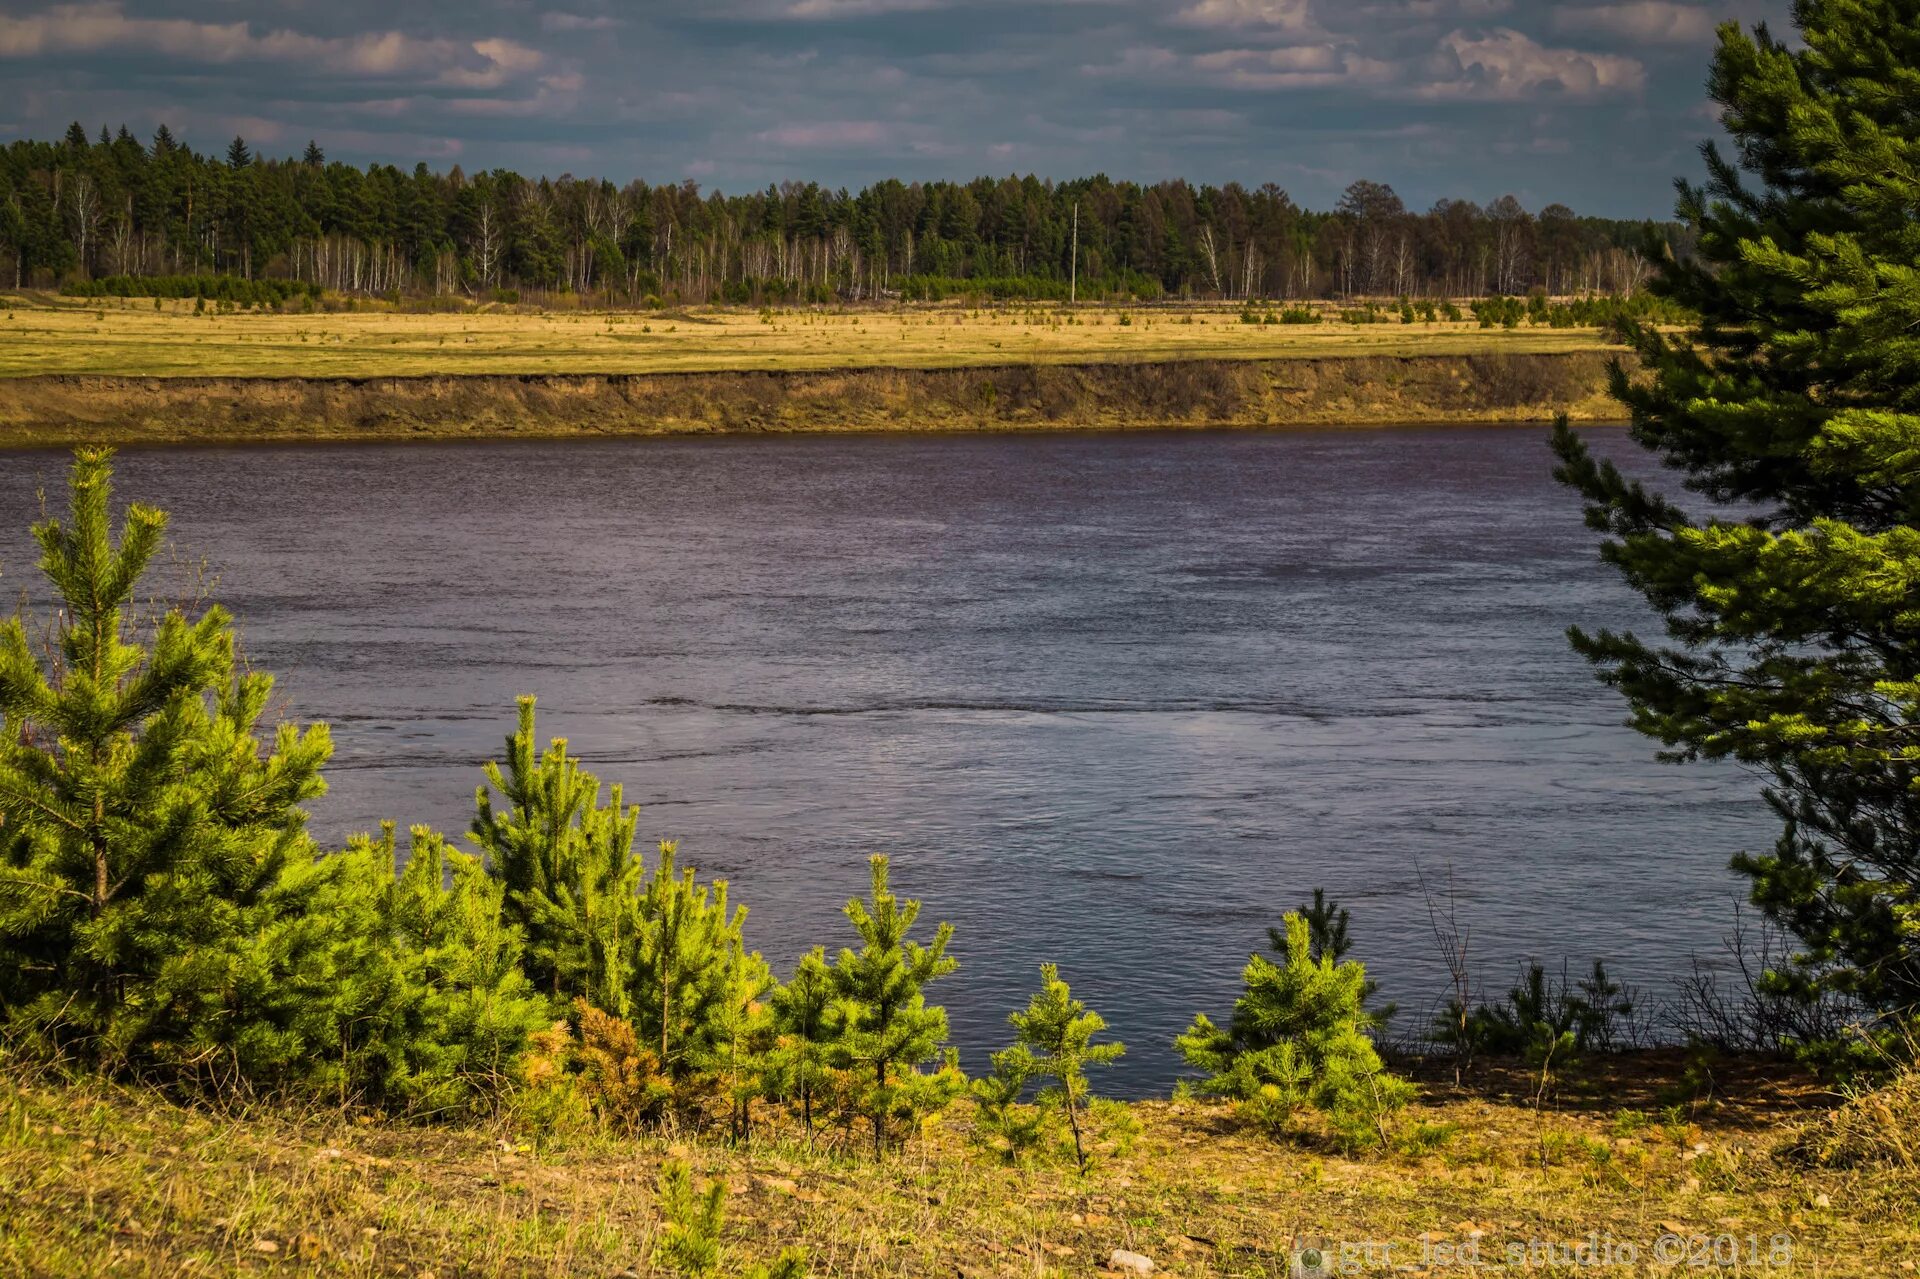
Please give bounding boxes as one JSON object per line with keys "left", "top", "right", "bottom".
{"left": 2, "top": 1055, "right": 1912, "bottom": 1278}
{"left": 0, "top": 294, "right": 1618, "bottom": 380}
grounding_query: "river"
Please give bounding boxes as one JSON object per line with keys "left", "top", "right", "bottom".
{"left": 0, "top": 426, "right": 1772, "bottom": 1092}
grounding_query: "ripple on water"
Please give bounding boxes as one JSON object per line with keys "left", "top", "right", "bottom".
{"left": 0, "top": 427, "right": 1772, "bottom": 1093}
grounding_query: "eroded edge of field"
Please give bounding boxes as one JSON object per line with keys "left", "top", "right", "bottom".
{"left": 0, "top": 351, "right": 1627, "bottom": 448}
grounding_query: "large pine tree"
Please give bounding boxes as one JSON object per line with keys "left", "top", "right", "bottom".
{"left": 1553, "top": 0, "right": 1920, "bottom": 1052}
{"left": 0, "top": 448, "right": 332, "bottom": 1072}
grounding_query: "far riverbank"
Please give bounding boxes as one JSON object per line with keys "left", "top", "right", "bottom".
{"left": 0, "top": 351, "right": 1623, "bottom": 448}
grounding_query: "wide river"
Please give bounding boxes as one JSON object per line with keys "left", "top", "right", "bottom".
{"left": 0, "top": 428, "right": 1771, "bottom": 1092}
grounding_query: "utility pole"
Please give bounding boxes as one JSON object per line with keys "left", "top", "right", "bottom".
{"left": 1070, "top": 201, "right": 1078, "bottom": 306}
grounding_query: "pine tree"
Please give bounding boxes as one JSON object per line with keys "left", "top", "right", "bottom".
{"left": 1176, "top": 914, "right": 1412, "bottom": 1148}
{"left": 709, "top": 936, "right": 775, "bottom": 1142}
{"left": 653, "top": 1160, "right": 809, "bottom": 1279}
{"left": 1279, "top": 888, "right": 1391, "bottom": 1025}
{"left": 969, "top": 1041, "right": 1048, "bottom": 1165}
{"left": 633, "top": 840, "right": 746, "bottom": 1083}
{"left": 471, "top": 697, "right": 641, "bottom": 1013}
{"left": 1551, "top": 1, "right": 1920, "bottom": 1060}
{"left": 0, "top": 448, "right": 331, "bottom": 1075}
{"left": 471, "top": 702, "right": 763, "bottom": 1125}
{"left": 1288, "top": 888, "right": 1352, "bottom": 962}
{"left": 285, "top": 824, "right": 552, "bottom": 1114}
{"left": 226, "top": 136, "right": 251, "bottom": 169}
{"left": 767, "top": 946, "right": 836, "bottom": 1143}
{"left": 828, "top": 855, "right": 962, "bottom": 1158}
{"left": 968, "top": 1039, "right": 1037, "bottom": 1156}
{"left": 999, "top": 964, "right": 1124, "bottom": 1173}
{"left": 303, "top": 141, "right": 325, "bottom": 167}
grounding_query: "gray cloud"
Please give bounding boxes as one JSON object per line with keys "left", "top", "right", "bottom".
{"left": 0, "top": 3, "right": 548, "bottom": 87}
{"left": 1552, "top": 1, "right": 1723, "bottom": 43}
{"left": 0, "top": 0, "right": 1792, "bottom": 215}
{"left": 1417, "top": 27, "right": 1647, "bottom": 99}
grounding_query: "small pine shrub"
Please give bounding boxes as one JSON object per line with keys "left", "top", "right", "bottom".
{"left": 653, "top": 1160, "right": 809, "bottom": 1279}
{"left": 1177, "top": 913, "right": 1413, "bottom": 1148}
{"left": 970, "top": 1044, "right": 1049, "bottom": 1164}
{"left": 976, "top": 965, "right": 1124, "bottom": 1172}
{"left": 767, "top": 948, "right": 837, "bottom": 1142}
{"left": 653, "top": 1161, "right": 726, "bottom": 1276}
{"left": 1434, "top": 960, "right": 1635, "bottom": 1060}
{"left": 828, "top": 856, "right": 964, "bottom": 1157}
{"left": 1005, "top": 964, "right": 1124, "bottom": 1172}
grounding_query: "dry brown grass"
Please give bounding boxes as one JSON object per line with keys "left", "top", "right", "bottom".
{"left": 0, "top": 294, "right": 1617, "bottom": 380}
{"left": 1, "top": 1052, "right": 1911, "bottom": 1278}
{"left": 1782, "top": 1064, "right": 1920, "bottom": 1172}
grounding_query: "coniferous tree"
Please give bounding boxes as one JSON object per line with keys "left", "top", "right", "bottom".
{"left": 0, "top": 448, "right": 331, "bottom": 1074}
{"left": 828, "top": 855, "right": 962, "bottom": 1158}
{"left": 1552, "top": 0, "right": 1920, "bottom": 1060}
{"left": 1289, "top": 888, "right": 1352, "bottom": 962}
{"left": 0, "top": 451, "right": 547, "bottom": 1108}
{"left": 1280, "top": 888, "right": 1391, "bottom": 1024}
{"left": 285, "top": 823, "right": 552, "bottom": 1113}
{"left": 470, "top": 697, "right": 641, "bottom": 1013}
{"left": 1177, "top": 914, "right": 1413, "bottom": 1148}
{"left": 969, "top": 1042, "right": 1047, "bottom": 1165}
{"left": 652, "top": 1160, "right": 809, "bottom": 1279}
{"left": 999, "top": 964, "right": 1124, "bottom": 1173}
{"left": 709, "top": 935, "right": 776, "bottom": 1142}
{"left": 633, "top": 840, "right": 747, "bottom": 1083}
{"left": 469, "top": 701, "right": 765, "bottom": 1125}
{"left": 767, "top": 946, "right": 836, "bottom": 1143}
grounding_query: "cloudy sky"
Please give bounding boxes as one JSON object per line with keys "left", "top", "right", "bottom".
{"left": 0, "top": 0, "right": 1790, "bottom": 216}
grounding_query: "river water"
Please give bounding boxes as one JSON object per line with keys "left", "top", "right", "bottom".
{"left": 0, "top": 428, "right": 1771, "bottom": 1092}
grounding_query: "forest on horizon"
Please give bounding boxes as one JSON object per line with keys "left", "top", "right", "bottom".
{"left": 2, "top": 123, "right": 1689, "bottom": 307}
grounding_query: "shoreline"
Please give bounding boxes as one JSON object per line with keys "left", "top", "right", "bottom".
{"left": 0, "top": 350, "right": 1624, "bottom": 449}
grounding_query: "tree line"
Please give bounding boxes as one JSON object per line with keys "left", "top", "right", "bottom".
{"left": 0, "top": 123, "right": 1685, "bottom": 306}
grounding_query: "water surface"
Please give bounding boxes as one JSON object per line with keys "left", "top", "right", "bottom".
{"left": 0, "top": 428, "right": 1770, "bottom": 1091}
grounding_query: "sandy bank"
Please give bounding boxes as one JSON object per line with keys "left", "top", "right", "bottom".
{"left": 0, "top": 351, "right": 1624, "bottom": 448}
